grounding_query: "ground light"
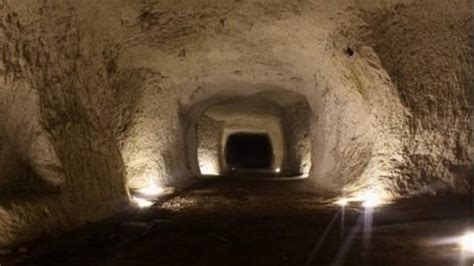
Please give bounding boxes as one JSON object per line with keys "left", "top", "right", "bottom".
{"left": 426, "top": 230, "right": 474, "bottom": 258}
{"left": 360, "top": 192, "right": 381, "bottom": 208}
{"left": 460, "top": 232, "right": 474, "bottom": 252}
{"left": 335, "top": 198, "right": 355, "bottom": 207}
{"left": 335, "top": 190, "right": 383, "bottom": 209}
{"left": 132, "top": 196, "right": 154, "bottom": 208}
{"left": 137, "top": 184, "right": 164, "bottom": 196}
{"left": 131, "top": 183, "right": 168, "bottom": 208}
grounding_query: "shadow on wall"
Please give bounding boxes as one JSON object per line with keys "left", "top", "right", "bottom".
{"left": 0, "top": 88, "right": 63, "bottom": 199}
{"left": 183, "top": 89, "right": 312, "bottom": 179}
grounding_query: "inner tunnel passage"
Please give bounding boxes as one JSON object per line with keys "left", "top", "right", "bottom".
{"left": 225, "top": 133, "right": 274, "bottom": 170}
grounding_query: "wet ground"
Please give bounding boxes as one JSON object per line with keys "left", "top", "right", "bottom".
{"left": 0, "top": 181, "right": 473, "bottom": 266}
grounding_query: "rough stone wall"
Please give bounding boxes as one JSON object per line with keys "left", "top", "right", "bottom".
{"left": 280, "top": 100, "right": 312, "bottom": 176}
{"left": 119, "top": 71, "right": 182, "bottom": 189}
{"left": 196, "top": 114, "right": 223, "bottom": 176}
{"left": 0, "top": 1, "right": 130, "bottom": 247}
{"left": 0, "top": 78, "right": 62, "bottom": 196}
{"left": 362, "top": 0, "right": 472, "bottom": 195}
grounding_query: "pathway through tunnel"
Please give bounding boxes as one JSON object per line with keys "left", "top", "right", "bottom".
{"left": 4, "top": 181, "right": 472, "bottom": 266}
{"left": 226, "top": 133, "right": 274, "bottom": 171}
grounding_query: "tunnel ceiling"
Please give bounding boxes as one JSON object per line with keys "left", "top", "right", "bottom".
{"left": 0, "top": 0, "right": 471, "bottom": 247}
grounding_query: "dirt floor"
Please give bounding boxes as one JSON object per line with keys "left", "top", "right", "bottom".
{"left": 0, "top": 181, "right": 473, "bottom": 266}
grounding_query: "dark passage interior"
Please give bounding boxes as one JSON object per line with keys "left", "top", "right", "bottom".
{"left": 225, "top": 133, "right": 273, "bottom": 170}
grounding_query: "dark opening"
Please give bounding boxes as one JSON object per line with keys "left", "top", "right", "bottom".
{"left": 225, "top": 133, "right": 273, "bottom": 170}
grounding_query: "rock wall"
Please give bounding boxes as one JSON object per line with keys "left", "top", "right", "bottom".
{"left": 196, "top": 114, "right": 223, "bottom": 176}
{"left": 0, "top": 0, "right": 130, "bottom": 247}
{"left": 362, "top": 0, "right": 472, "bottom": 195}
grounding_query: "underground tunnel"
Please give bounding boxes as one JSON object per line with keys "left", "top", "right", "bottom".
{"left": 0, "top": 0, "right": 472, "bottom": 265}
{"left": 225, "top": 132, "right": 273, "bottom": 171}
{"left": 186, "top": 90, "right": 311, "bottom": 179}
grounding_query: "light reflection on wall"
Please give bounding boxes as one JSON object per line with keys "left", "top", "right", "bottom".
{"left": 197, "top": 115, "right": 222, "bottom": 176}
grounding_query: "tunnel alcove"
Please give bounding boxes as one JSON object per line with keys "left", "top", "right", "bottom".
{"left": 225, "top": 133, "right": 274, "bottom": 171}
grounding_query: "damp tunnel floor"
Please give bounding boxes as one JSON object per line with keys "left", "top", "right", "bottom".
{"left": 1, "top": 181, "right": 472, "bottom": 266}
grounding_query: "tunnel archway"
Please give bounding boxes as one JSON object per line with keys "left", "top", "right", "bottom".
{"left": 184, "top": 88, "right": 311, "bottom": 179}
{"left": 225, "top": 132, "right": 274, "bottom": 171}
